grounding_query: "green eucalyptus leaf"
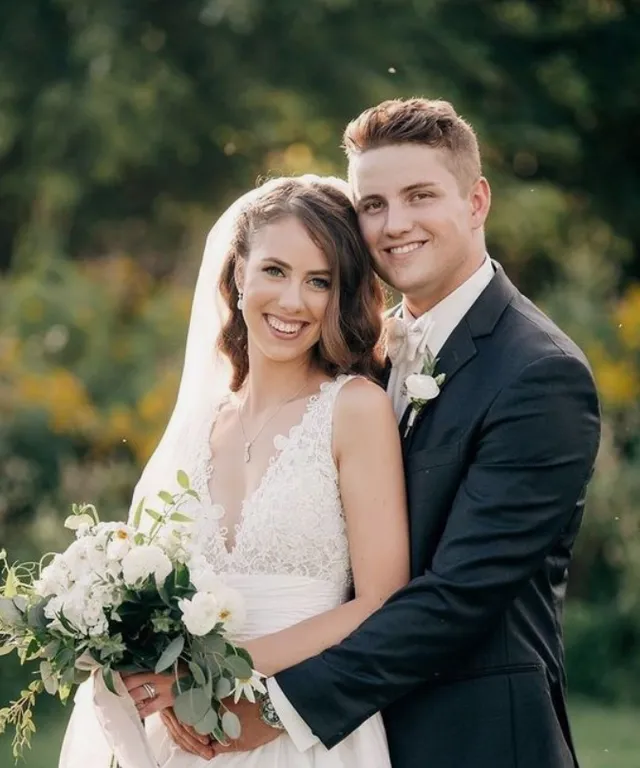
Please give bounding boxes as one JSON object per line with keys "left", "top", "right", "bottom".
{"left": 225, "top": 656, "right": 252, "bottom": 680}
{"left": 40, "top": 660, "right": 58, "bottom": 695}
{"left": 27, "top": 599, "right": 49, "bottom": 630}
{"left": 174, "top": 687, "right": 210, "bottom": 726}
{"left": 186, "top": 489, "right": 200, "bottom": 500}
{"left": 194, "top": 708, "right": 219, "bottom": 736}
{"left": 158, "top": 491, "right": 174, "bottom": 505}
{"left": 177, "top": 471, "right": 190, "bottom": 489}
{"left": 215, "top": 677, "right": 232, "bottom": 699}
{"left": 202, "top": 634, "right": 226, "bottom": 657}
{"left": 222, "top": 710, "right": 242, "bottom": 740}
{"left": 155, "top": 635, "right": 184, "bottom": 674}
{"left": 189, "top": 661, "right": 207, "bottom": 686}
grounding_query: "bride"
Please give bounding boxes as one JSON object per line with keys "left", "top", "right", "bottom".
{"left": 59, "top": 175, "right": 409, "bottom": 767}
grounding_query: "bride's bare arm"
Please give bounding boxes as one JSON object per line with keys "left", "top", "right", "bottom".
{"left": 243, "top": 377, "right": 409, "bottom": 678}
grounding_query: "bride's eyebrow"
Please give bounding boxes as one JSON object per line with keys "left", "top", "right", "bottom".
{"left": 261, "top": 257, "right": 330, "bottom": 277}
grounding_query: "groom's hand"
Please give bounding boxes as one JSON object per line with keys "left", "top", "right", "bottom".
{"left": 159, "top": 707, "right": 216, "bottom": 760}
{"left": 214, "top": 699, "right": 283, "bottom": 754}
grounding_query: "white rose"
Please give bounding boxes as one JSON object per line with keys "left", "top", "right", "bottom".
{"left": 405, "top": 373, "right": 440, "bottom": 401}
{"left": 178, "top": 592, "right": 220, "bottom": 636}
{"left": 121, "top": 545, "right": 173, "bottom": 587}
{"left": 214, "top": 584, "right": 246, "bottom": 636}
{"left": 189, "top": 562, "right": 224, "bottom": 595}
{"left": 35, "top": 555, "right": 70, "bottom": 597}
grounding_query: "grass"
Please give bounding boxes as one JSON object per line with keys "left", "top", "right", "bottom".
{"left": 1, "top": 698, "right": 639, "bottom": 767}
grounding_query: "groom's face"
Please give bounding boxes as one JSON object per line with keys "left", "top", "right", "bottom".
{"left": 350, "top": 144, "right": 489, "bottom": 313}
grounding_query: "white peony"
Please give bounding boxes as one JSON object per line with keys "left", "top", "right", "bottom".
{"left": 121, "top": 545, "right": 172, "bottom": 587}
{"left": 405, "top": 373, "right": 440, "bottom": 401}
{"left": 178, "top": 592, "right": 220, "bottom": 636}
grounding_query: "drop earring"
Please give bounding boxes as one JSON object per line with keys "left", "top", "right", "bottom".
{"left": 237, "top": 292, "right": 244, "bottom": 310}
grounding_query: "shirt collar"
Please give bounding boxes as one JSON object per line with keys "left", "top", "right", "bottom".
{"left": 402, "top": 255, "right": 494, "bottom": 355}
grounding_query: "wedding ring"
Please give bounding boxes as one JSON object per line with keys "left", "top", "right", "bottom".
{"left": 143, "top": 682, "right": 157, "bottom": 700}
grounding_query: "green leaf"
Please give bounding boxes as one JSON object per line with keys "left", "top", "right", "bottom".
{"left": 12, "top": 595, "right": 28, "bottom": 612}
{"left": 215, "top": 677, "right": 232, "bottom": 699}
{"left": 0, "top": 644, "right": 15, "bottom": 657}
{"left": 225, "top": 655, "right": 252, "bottom": 681}
{"left": 134, "top": 533, "right": 146, "bottom": 546}
{"left": 155, "top": 635, "right": 184, "bottom": 674}
{"left": 158, "top": 491, "right": 174, "bottom": 505}
{"left": 0, "top": 597, "right": 22, "bottom": 625}
{"left": 177, "top": 470, "right": 190, "bottom": 489}
{"left": 174, "top": 687, "right": 210, "bottom": 726}
{"left": 144, "top": 508, "right": 163, "bottom": 523}
{"left": 27, "top": 599, "right": 49, "bottom": 630}
{"left": 61, "top": 666, "right": 76, "bottom": 688}
{"left": 169, "top": 513, "right": 194, "bottom": 523}
{"left": 201, "top": 634, "right": 226, "bottom": 657}
{"left": 42, "top": 640, "right": 61, "bottom": 659}
{"left": 189, "top": 661, "right": 207, "bottom": 686}
{"left": 40, "top": 660, "right": 58, "bottom": 695}
{"left": 222, "top": 710, "right": 242, "bottom": 740}
{"left": 133, "top": 497, "right": 145, "bottom": 530}
{"left": 102, "top": 667, "right": 118, "bottom": 695}
{"left": 186, "top": 489, "right": 200, "bottom": 500}
{"left": 194, "top": 708, "right": 219, "bottom": 736}
{"left": 4, "top": 567, "right": 19, "bottom": 598}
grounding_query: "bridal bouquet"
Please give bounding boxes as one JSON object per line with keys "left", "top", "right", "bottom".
{"left": 0, "top": 472, "right": 262, "bottom": 762}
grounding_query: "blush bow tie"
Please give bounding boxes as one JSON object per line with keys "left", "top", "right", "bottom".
{"left": 385, "top": 314, "right": 434, "bottom": 366}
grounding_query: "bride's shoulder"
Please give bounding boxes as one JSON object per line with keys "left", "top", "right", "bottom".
{"left": 332, "top": 376, "right": 396, "bottom": 441}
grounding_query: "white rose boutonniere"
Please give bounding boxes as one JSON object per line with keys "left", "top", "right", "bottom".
{"left": 403, "top": 351, "right": 446, "bottom": 437}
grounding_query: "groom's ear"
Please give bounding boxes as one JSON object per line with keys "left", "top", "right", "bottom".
{"left": 469, "top": 177, "right": 491, "bottom": 229}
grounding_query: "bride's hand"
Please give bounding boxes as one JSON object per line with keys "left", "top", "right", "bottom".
{"left": 122, "top": 670, "right": 178, "bottom": 720}
{"left": 159, "top": 708, "right": 216, "bottom": 760}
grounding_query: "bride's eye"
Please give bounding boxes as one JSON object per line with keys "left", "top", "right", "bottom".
{"left": 263, "top": 265, "right": 284, "bottom": 277}
{"left": 309, "top": 277, "right": 331, "bottom": 290}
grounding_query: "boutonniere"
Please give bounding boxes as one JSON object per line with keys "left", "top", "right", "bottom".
{"left": 403, "top": 351, "right": 446, "bottom": 437}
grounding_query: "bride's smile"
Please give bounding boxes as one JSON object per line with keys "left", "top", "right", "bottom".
{"left": 237, "top": 215, "right": 333, "bottom": 364}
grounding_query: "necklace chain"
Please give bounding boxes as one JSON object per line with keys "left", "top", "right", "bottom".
{"left": 237, "top": 380, "right": 309, "bottom": 463}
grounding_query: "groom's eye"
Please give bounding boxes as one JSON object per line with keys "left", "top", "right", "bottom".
{"left": 361, "top": 200, "right": 383, "bottom": 213}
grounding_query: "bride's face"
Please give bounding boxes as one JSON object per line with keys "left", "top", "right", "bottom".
{"left": 238, "top": 215, "right": 333, "bottom": 364}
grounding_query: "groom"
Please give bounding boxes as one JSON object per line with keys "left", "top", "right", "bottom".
{"left": 166, "top": 98, "right": 601, "bottom": 767}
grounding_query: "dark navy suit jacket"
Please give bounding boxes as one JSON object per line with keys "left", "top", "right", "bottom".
{"left": 275, "top": 265, "right": 601, "bottom": 768}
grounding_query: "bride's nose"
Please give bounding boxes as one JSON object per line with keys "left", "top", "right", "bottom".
{"left": 277, "top": 279, "right": 305, "bottom": 313}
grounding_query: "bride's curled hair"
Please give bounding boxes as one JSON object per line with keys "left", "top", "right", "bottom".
{"left": 218, "top": 176, "right": 385, "bottom": 391}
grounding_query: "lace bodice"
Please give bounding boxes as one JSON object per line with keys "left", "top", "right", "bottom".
{"left": 188, "top": 375, "right": 354, "bottom": 593}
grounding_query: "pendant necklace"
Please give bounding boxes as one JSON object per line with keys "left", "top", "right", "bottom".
{"left": 237, "top": 379, "right": 309, "bottom": 463}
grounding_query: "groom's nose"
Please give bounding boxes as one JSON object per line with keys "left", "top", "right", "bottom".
{"left": 383, "top": 202, "right": 413, "bottom": 238}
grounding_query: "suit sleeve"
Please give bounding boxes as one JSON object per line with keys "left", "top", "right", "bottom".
{"left": 274, "top": 353, "right": 601, "bottom": 749}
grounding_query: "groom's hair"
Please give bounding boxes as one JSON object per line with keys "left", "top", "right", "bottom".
{"left": 343, "top": 98, "right": 482, "bottom": 193}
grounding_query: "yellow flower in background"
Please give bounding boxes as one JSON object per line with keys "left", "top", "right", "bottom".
{"left": 615, "top": 283, "right": 640, "bottom": 351}
{"left": 587, "top": 342, "right": 640, "bottom": 408}
{"left": 14, "top": 367, "right": 99, "bottom": 435}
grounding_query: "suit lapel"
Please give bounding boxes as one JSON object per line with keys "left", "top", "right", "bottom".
{"left": 401, "top": 263, "right": 517, "bottom": 449}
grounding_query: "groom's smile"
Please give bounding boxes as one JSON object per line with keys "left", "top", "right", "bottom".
{"left": 350, "top": 143, "right": 490, "bottom": 315}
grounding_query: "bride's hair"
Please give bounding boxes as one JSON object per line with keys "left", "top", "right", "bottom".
{"left": 217, "top": 176, "right": 385, "bottom": 391}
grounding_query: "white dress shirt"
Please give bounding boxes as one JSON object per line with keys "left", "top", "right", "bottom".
{"left": 266, "top": 255, "right": 495, "bottom": 751}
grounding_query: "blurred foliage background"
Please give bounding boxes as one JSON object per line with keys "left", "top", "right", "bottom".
{"left": 1, "top": 0, "right": 639, "bottom": 765}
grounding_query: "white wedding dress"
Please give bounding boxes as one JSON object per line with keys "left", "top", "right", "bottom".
{"left": 60, "top": 375, "right": 391, "bottom": 768}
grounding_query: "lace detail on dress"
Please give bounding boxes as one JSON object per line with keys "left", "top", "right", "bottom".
{"left": 190, "top": 375, "right": 354, "bottom": 592}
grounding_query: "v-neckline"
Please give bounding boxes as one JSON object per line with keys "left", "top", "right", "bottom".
{"left": 205, "top": 380, "right": 334, "bottom": 556}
